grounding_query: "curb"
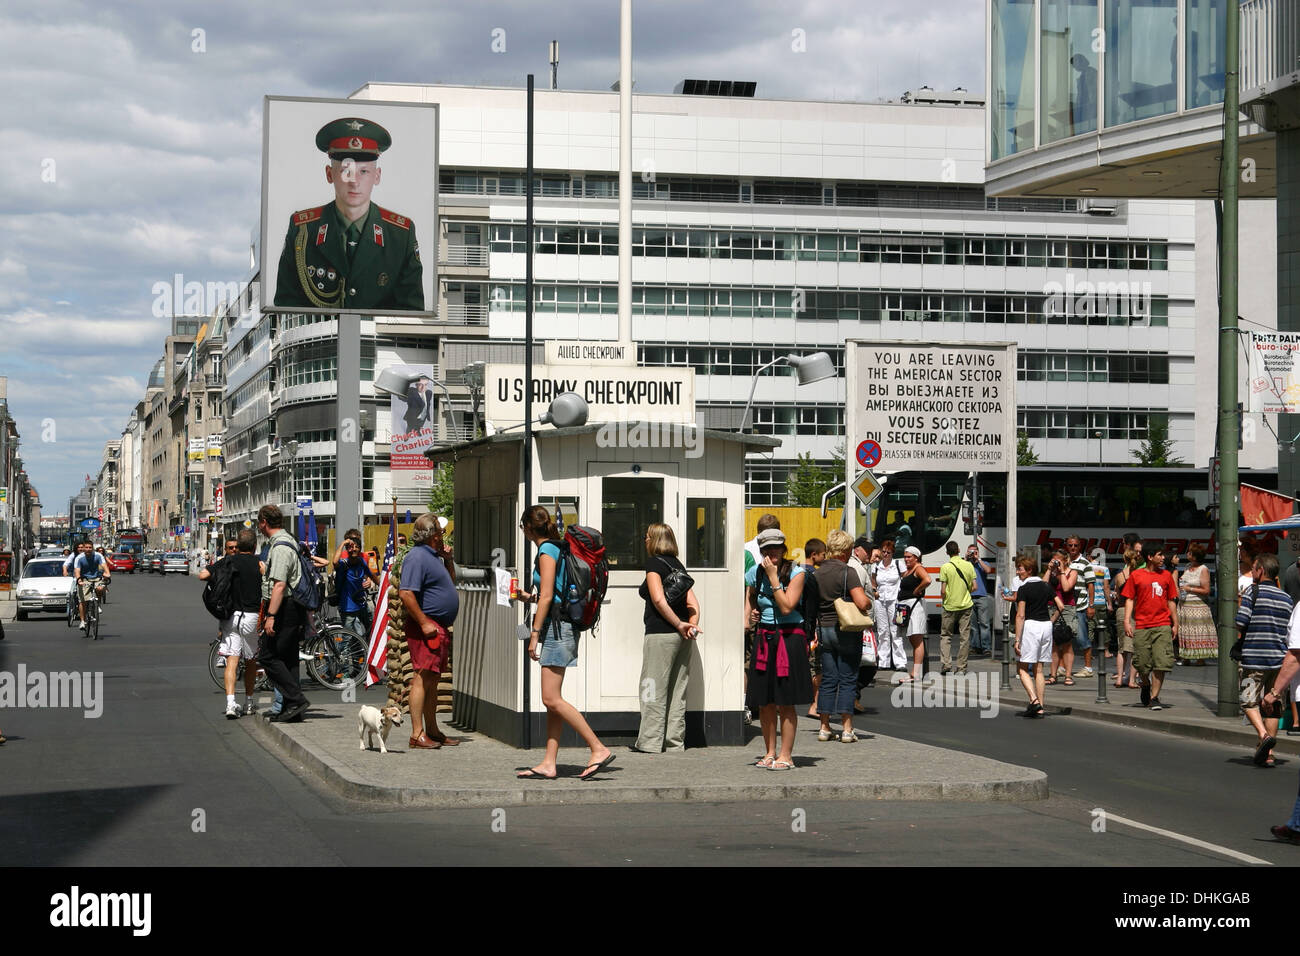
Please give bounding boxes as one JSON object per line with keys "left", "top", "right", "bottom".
{"left": 246, "top": 711, "right": 1049, "bottom": 809}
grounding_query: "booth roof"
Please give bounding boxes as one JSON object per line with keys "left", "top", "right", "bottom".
{"left": 423, "top": 423, "right": 781, "bottom": 464}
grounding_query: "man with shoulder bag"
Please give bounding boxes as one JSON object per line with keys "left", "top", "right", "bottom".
{"left": 256, "top": 504, "right": 311, "bottom": 724}
{"left": 938, "top": 541, "right": 976, "bottom": 676}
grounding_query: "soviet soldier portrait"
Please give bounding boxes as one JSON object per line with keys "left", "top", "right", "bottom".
{"left": 273, "top": 117, "right": 424, "bottom": 312}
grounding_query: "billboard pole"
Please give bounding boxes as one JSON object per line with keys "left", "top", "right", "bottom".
{"left": 337, "top": 313, "right": 362, "bottom": 540}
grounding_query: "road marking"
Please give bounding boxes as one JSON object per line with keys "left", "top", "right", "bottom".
{"left": 1103, "top": 811, "right": 1273, "bottom": 866}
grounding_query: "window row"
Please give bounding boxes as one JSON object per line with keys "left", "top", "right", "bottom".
{"left": 489, "top": 283, "right": 1171, "bottom": 326}
{"left": 442, "top": 168, "right": 1078, "bottom": 214}
{"left": 640, "top": 345, "right": 845, "bottom": 378}
{"left": 1018, "top": 351, "right": 1171, "bottom": 384}
{"left": 282, "top": 458, "right": 377, "bottom": 504}
{"left": 279, "top": 342, "right": 377, "bottom": 388}
{"left": 1017, "top": 408, "right": 1175, "bottom": 440}
{"left": 489, "top": 223, "right": 1168, "bottom": 270}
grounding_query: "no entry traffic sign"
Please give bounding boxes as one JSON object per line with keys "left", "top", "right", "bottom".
{"left": 856, "top": 439, "right": 882, "bottom": 469}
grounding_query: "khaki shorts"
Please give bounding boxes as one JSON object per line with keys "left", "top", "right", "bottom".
{"left": 1240, "top": 669, "right": 1280, "bottom": 709}
{"left": 1133, "top": 625, "right": 1175, "bottom": 675}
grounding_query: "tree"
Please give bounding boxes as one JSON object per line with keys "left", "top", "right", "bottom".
{"left": 1017, "top": 430, "right": 1039, "bottom": 466}
{"left": 428, "top": 462, "right": 455, "bottom": 518}
{"left": 1131, "top": 419, "right": 1185, "bottom": 467}
{"left": 785, "top": 453, "right": 836, "bottom": 507}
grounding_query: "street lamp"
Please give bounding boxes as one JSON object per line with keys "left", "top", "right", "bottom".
{"left": 738, "top": 351, "right": 837, "bottom": 431}
{"left": 1094, "top": 431, "right": 1103, "bottom": 466}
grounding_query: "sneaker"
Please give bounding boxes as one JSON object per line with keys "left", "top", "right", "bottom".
{"left": 841, "top": 731, "right": 858, "bottom": 743}
{"left": 1057, "top": 667, "right": 1067, "bottom": 678}
{"left": 1149, "top": 697, "right": 1163, "bottom": 711}
{"left": 1140, "top": 683, "right": 1151, "bottom": 707}
{"left": 243, "top": 701, "right": 258, "bottom": 716}
{"left": 743, "top": 707, "right": 753, "bottom": 726}
{"left": 1075, "top": 668, "right": 1094, "bottom": 678}
{"left": 817, "top": 729, "right": 838, "bottom": 741}
{"left": 224, "top": 700, "right": 241, "bottom": 720}
{"left": 78, "top": 621, "right": 85, "bottom": 630}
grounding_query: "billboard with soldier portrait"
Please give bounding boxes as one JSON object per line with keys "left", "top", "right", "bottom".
{"left": 259, "top": 95, "right": 438, "bottom": 317}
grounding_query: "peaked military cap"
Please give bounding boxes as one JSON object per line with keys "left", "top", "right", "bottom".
{"left": 315, "top": 117, "right": 392, "bottom": 161}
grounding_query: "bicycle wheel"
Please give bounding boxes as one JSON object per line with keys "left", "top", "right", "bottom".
{"left": 66, "top": 593, "right": 75, "bottom": 627}
{"left": 207, "top": 641, "right": 225, "bottom": 689}
{"left": 307, "top": 626, "right": 367, "bottom": 691}
{"left": 88, "top": 601, "right": 99, "bottom": 641}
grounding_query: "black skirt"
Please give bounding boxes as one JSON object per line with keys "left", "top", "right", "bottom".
{"left": 745, "top": 622, "right": 814, "bottom": 708}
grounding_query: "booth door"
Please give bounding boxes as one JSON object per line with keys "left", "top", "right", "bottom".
{"left": 585, "top": 463, "right": 681, "bottom": 707}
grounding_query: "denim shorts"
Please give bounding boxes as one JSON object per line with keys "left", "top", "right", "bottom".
{"left": 539, "top": 618, "right": 579, "bottom": 668}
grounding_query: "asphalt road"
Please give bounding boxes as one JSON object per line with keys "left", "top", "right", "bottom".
{"left": 0, "top": 574, "right": 1295, "bottom": 872}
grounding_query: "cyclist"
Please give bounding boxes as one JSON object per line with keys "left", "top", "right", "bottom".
{"left": 73, "top": 542, "right": 110, "bottom": 633}
{"left": 62, "top": 544, "right": 81, "bottom": 620}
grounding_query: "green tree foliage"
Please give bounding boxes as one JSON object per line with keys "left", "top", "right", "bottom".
{"left": 786, "top": 453, "right": 836, "bottom": 507}
{"left": 428, "top": 463, "right": 455, "bottom": 518}
{"left": 1130, "top": 419, "right": 1185, "bottom": 467}
{"left": 1017, "top": 431, "right": 1040, "bottom": 466}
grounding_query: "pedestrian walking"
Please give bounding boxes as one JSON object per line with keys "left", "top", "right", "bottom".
{"left": 1266, "top": 603, "right": 1300, "bottom": 843}
{"left": 514, "top": 505, "right": 614, "bottom": 780}
{"left": 1120, "top": 546, "right": 1179, "bottom": 711}
{"left": 209, "top": 532, "right": 263, "bottom": 718}
{"left": 1044, "top": 549, "right": 1076, "bottom": 684}
{"left": 938, "top": 541, "right": 976, "bottom": 675}
{"left": 1112, "top": 547, "right": 1140, "bottom": 688}
{"left": 1176, "top": 543, "right": 1216, "bottom": 664}
{"left": 1236, "top": 554, "right": 1293, "bottom": 767}
{"left": 745, "top": 528, "right": 813, "bottom": 770}
{"left": 256, "top": 505, "right": 310, "bottom": 723}
{"left": 1014, "top": 555, "right": 1064, "bottom": 718}
{"left": 398, "top": 513, "right": 461, "bottom": 750}
{"left": 634, "top": 523, "right": 700, "bottom": 753}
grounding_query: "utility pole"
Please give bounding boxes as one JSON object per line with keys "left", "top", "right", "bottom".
{"left": 1216, "top": 0, "right": 1241, "bottom": 718}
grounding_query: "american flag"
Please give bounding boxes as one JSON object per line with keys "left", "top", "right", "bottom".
{"left": 364, "top": 514, "right": 400, "bottom": 687}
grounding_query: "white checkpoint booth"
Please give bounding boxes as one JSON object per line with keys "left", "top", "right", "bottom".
{"left": 427, "top": 423, "right": 778, "bottom": 748}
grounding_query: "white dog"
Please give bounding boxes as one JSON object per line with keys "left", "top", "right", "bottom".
{"left": 358, "top": 705, "right": 403, "bottom": 753}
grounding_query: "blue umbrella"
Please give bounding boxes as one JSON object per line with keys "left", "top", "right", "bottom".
{"left": 405, "top": 509, "right": 412, "bottom": 524}
{"left": 305, "top": 508, "right": 318, "bottom": 549}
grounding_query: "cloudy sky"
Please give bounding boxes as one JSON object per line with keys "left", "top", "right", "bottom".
{"left": 1, "top": 0, "right": 984, "bottom": 511}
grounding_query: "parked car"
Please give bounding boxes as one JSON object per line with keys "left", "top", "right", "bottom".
{"left": 107, "top": 552, "right": 137, "bottom": 573}
{"left": 15, "top": 557, "right": 75, "bottom": 620}
{"left": 162, "top": 552, "right": 189, "bottom": 574}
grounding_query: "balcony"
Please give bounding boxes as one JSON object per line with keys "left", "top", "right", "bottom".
{"left": 1241, "top": 0, "right": 1300, "bottom": 130}
{"left": 442, "top": 304, "right": 488, "bottom": 325}
{"left": 440, "top": 244, "right": 489, "bottom": 268}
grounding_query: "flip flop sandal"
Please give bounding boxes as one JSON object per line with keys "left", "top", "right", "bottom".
{"left": 755, "top": 755, "right": 775, "bottom": 768}
{"left": 515, "top": 768, "right": 556, "bottom": 780}
{"left": 769, "top": 760, "right": 795, "bottom": 771}
{"left": 1063, "top": 678, "right": 1075, "bottom": 686}
{"left": 1044, "top": 677, "right": 1058, "bottom": 685}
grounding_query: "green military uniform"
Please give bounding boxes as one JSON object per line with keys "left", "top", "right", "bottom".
{"left": 273, "top": 202, "right": 424, "bottom": 311}
{"left": 272, "top": 116, "right": 425, "bottom": 312}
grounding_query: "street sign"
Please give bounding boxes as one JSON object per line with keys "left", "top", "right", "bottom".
{"left": 1210, "top": 457, "right": 1221, "bottom": 497}
{"left": 295, "top": 495, "right": 313, "bottom": 511}
{"left": 855, "top": 439, "right": 882, "bottom": 469}
{"left": 214, "top": 485, "right": 224, "bottom": 516}
{"left": 80, "top": 518, "right": 100, "bottom": 529}
{"left": 851, "top": 470, "right": 884, "bottom": 510}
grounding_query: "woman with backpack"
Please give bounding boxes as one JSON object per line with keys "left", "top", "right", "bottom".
{"left": 745, "top": 528, "right": 814, "bottom": 770}
{"left": 634, "top": 523, "right": 701, "bottom": 753}
{"left": 514, "top": 505, "right": 614, "bottom": 781}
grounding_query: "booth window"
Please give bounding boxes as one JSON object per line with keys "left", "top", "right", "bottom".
{"left": 685, "top": 498, "right": 727, "bottom": 568}
{"left": 601, "top": 477, "right": 663, "bottom": 569}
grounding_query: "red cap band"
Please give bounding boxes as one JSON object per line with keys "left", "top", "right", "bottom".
{"left": 329, "top": 136, "right": 379, "bottom": 153}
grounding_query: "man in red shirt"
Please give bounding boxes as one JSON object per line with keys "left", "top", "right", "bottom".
{"left": 1121, "top": 547, "right": 1180, "bottom": 710}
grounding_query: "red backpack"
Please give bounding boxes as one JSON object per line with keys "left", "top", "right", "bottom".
{"left": 557, "top": 526, "right": 608, "bottom": 633}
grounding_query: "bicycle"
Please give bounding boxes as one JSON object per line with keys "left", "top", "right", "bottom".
{"left": 304, "top": 623, "right": 368, "bottom": 692}
{"left": 207, "top": 639, "right": 272, "bottom": 691}
{"left": 81, "top": 581, "right": 104, "bottom": 641}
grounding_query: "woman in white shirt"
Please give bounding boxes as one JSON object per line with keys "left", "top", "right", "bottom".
{"left": 871, "top": 537, "right": 906, "bottom": 671}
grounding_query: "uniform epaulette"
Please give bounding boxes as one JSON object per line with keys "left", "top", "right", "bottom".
{"left": 378, "top": 208, "right": 411, "bottom": 230}
{"left": 292, "top": 206, "right": 324, "bottom": 225}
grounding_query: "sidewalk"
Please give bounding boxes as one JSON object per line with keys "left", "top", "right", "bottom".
{"left": 953, "top": 652, "right": 1300, "bottom": 756}
{"left": 246, "top": 696, "right": 1047, "bottom": 809}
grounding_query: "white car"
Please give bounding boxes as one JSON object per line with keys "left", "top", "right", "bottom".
{"left": 15, "top": 557, "right": 75, "bottom": 620}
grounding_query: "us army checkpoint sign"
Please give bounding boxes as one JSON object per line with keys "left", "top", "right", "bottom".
{"left": 845, "top": 341, "right": 1016, "bottom": 474}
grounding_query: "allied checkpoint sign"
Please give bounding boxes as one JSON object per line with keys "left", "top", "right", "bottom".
{"left": 845, "top": 341, "right": 1016, "bottom": 473}
{"left": 484, "top": 365, "right": 695, "bottom": 428}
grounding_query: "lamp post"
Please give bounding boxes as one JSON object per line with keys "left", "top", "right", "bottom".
{"left": 738, "top": 351, "right": 837, "bottom": 432}
{"left": 1094, "top": 430, "right": 1103, "bottom": 466}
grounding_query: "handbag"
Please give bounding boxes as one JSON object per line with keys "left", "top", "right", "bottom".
{"left": 893, "top": 599, "right": 916, "bottom": 629}
{"left": 860, "top": 627, "right": 878, "bottom": 667}
{"left": 1051, "top": 607, "right": 1074, "bottom": 646}
{"left": 834, "top": 567, "right": 873, "bottom": 632}
{"left": 660, "top": 563, "right": 695, "bottom": 606}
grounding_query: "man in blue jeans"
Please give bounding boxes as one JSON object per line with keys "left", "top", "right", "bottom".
{"left": 967, "top": 544, "right": 995, "bottom": 656}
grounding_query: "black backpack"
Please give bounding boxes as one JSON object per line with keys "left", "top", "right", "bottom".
{"left": 800, "top": 565, "right": 822, "bottom": 630}
{"left": 202, "top": 558, "right": 236, "bottom": 621}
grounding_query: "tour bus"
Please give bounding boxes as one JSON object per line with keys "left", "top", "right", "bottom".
{"left": 115, "top": 529, "right": 145, "bottom": 556}
{"left": 828, "top": 465, "right": 1278, "bottom": 626}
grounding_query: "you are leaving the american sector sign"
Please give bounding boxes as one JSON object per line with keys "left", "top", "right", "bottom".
{"left": 845, "top": 341, "right": 1016, "bottom": 474}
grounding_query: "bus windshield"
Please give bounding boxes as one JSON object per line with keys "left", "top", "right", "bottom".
{"left": 870, "top": 473, "right": 966, "bottom": 557}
